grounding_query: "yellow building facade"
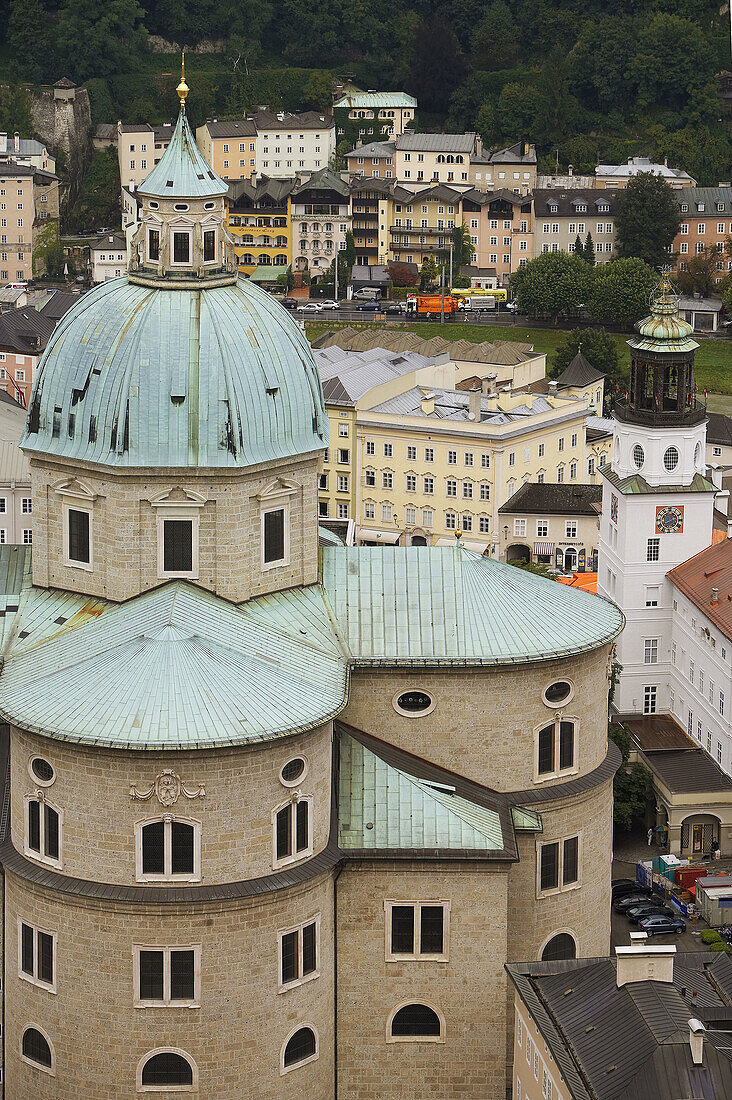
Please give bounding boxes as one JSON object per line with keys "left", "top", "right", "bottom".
{"left": 226, "top": 180, "right": 294, "bottom": 277}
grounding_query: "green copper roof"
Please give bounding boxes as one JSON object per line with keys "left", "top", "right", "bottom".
{"left": 599, "top": 464, "right": 716, "bottom": 496}
{"left": 321, "top": 544, "right": 623, "bottom": 665}
{"left": 0, "top": 581, "right": 348, "bottom": 748}
{"left": 22, "top": 276, "right": 328, "bottom": 468}
{"left": 338, "top": 730, "right": 504, "bottom": 851}
{"left": 629, "top": 274, "right": 699, "bottom": 354}
{"left": 137, "top": 105, "right": 228, "bottom": 200}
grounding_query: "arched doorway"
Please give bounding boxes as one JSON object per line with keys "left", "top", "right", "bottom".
{"left": 564, "top": 547, "right": 578, "bottom": 572}
{"left": 540, "top": 932, "right": 576, "bottom": 961}
{"left": 410, "top": 535, "right": 428, "bottom": 546}
{"left": 506, "top": 543, "right": 530, "bottom": 564}
{"left": 681, "top": 813, "right": 721, "bottom": 857}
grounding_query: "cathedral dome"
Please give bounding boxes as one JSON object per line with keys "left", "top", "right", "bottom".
{"left": 21, "top": 73, "right": 327, "bottom": 470}
{"left": 21, "top": 276, "right": 327, "bottom": 468}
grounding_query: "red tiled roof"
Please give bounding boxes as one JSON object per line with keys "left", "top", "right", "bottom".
{"left": 667, "top": 538, "right": 732, "bottom": 640}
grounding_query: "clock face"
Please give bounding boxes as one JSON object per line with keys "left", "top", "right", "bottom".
{"left": 656, "top": 505, "right": 684, "bottom": 534}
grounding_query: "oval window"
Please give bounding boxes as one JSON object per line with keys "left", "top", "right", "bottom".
{"left": 394, "top": 690, "right": 434, "bottom": 716}
{"left": 204, "top": 201, "right": 216, "bottom": 210}
{"left": 149, "top": 200, "right": 159, "bottom": 209}
{"left": 30, "top": 757, "right": 54, "bottom": 785}
{"left": 173, "top": 203, "right": 189, "bottom": 211}
{"left": 632, "top": 444, "right": 644, "bottom": 469}
{"left": 543, "top": 680, "right": 573, "bottom": 707}
{"left": 280, "top": 757, "right": 306, "bottom": 786}
{"left": 663, "top": 446, "right": 679, "bottom": 471}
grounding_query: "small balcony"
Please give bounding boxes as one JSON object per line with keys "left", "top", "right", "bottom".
{"left": 613, "top": 396, "right": 707, "bottom": 428}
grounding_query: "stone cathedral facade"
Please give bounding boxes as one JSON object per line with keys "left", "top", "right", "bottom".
{"left": 0, "top": 75, "right": 623, "bottom": 1100}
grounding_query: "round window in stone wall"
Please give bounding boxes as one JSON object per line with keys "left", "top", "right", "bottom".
{"left": 280, "top": 757, "right": 307, "bottom": 787}
{"left": 542, "top": 680, "right": 574, "bottom": 707}
{"left": 633, "top": 444, "right": 645, "bottom": 469}
{"left": 29, "top": 756, "right": 55, "bottom": 786}
{"left": 663, "top": 446, "right": 679, "bottom": 472}
{"left": 393, "top": 689, "right": 436, "bottom": 718}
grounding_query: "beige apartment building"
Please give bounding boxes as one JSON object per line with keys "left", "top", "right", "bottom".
{"left": 0, "top": 133, "right": 55, "bottom": 174}
{"left": 346, "top": 139, "right": 396, "bottom": 179}
{"left": 533, "top": 188, "right": 620, "bottom": 261}
{"left": 497, "top": 483, "right": 602, "bottom": 571}
{"left": 470, "top": 142, "right": 537, "bottom": 194}
{"left": 467, "top": 190, "right": 534, "bottom": 283}
{"left": 195, "top": 119, "right": 257, "bottom": 181}
{"left": 0, "top": 163, "right": 59, "bottom": 284}
{"left": 116, "top": 122, "right": 173, "bottom": 190}
{"left": 395, "top": 132, "right": 478, "bottom": 187}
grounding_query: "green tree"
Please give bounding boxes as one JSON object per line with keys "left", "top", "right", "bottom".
{"left": 676, "top": 244, "right": 723, "bottom": 300}
{"left": 626, "top": 14, "right": 709, "bottom": 112}
{"left": 302, "top": 70, "right": 334, "bottom": 110}
{"left": 496, "top": 82, "right": 537, "bottom": 140}
{"left": 475, "top": 103, "right": 496, "bottom": 146}
{"left": 509, "top": 559, "right": 555, "bottom": 578}
{"left": 54, "top": 0, "right": 147, "bottom": 83}
{"left": 550, "top": 327, "right": 622, "bottom": 389}
{"left": 509, "top": 252, "right": 594, "bottom": 322}
{"left": 7, "top": 0, "right": 49, "bottom": 83}
{"left": 535, "top": 45, "right": 582, "bottom": 145}
{"left": 276, "top": 268, "right": 295, "bottom": 291}
{"left": 0, "top": 86, "right": 34, "bottom": 140}
{"left": 63, "top": 147, "right": 121, "bottom": 235}
{"left": 342, "top": 230, "right": 355, "bottom": 283}
{"left": 438, "top": 222, "right": 475, "bottom": 272}
{"left": 471, "top": 1, "right": 518, "bottom": 68}
{"left": 573, "top": 234, "right": 584, "bottom": 262}
{"left": 610, "top": 722, "right": 652, "bottom": 831}
{"left": 584, "top": 232, "right": 595, "bottom": 267}
{"left": 409, "top": 15, "right": 466, "bottom": 113}
{"left": 420, "top": 254, "right": 438, "bottom": 290}
{"left": 615, "top": 173, "right": 681, "bottom": 269}
{"left": 33, "top": 220, "right": 64, "bottom": 278}
{"left": 589, "top": 256, "right": 658, "bottom": 327}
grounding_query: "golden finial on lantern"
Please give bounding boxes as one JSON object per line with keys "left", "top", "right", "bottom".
{"left": 177, "top": 52, "right": 189, "bottom": 106}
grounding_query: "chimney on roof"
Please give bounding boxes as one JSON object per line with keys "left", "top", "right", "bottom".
{"left": 481, "top": 372, "right": 497, "bottom": 396}
{"left": 628, "top": 156, "right": 634, "bottom": 165}
{"left": 615, "top": 944, "right": 676, "bottom": 988}
{"left": 420, "top": 390, "right": 435, "bottom": 415}
{"left": 548, "top": 380, "right": 559, "bottom": 397}
{"left": 469, "top": 385, "right": 481, "bottom": 421}
{"left": 13, "top": 132, "right": 19, "bottom": 154}
{"left": 568, "top": 164, "right": 573, "bottom": 176}
{"left": 250, "top": 170, "right": 257, "bottom": 185}
{"left": 664, "top": 157, "right": 668, "bottom": 167}
{"left": 523, "top": 141, "right": 529, "bottom": 156}
{"left": 689, "top": 1019, "right": 705, "bottom": 1065}
{"left": 712, "top": 587, "right": 719, "bottom": 606}
{"left": 0, "top": 133, "right": 6, "bottom": 155}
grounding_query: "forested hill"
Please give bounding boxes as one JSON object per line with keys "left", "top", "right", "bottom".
{"left": 2, "top": 0, "right": 731, "bottom": 184}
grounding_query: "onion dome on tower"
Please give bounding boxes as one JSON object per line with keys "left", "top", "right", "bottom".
{"left": 21, "top": 63, "right": 327, "bottom": 470}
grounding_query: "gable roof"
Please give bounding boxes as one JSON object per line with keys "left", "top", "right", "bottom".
{"left": 202, "top": 119, "right": 257, "bottom": 139}
{"left": 0, "top": 307, "right": 54, "bottom": 354}
{"left": 347, "top": 140, "right": 395, "bottom": 159}
{"left": 668, "top": 538, "right": 732, "bottom": 643}
{"left": 37, "top": 290, "right": 83, "bottom": 324}
{"left": 498, "top": 483, "right": 602, "bottom": 517}
{"left": 396, "top": 132, "right": 476, "bottom": 153}
{"left": 533, "top": 188, "right": 620, "bottom": 216}
{"left": 227, "top": 174, "right": 297, "bottom": 206}
{"left": 555, "top": 350, "right": 605, "bottom": 388}
{"left": 292, "top": 167, "right": 349, "bottom": 198}
{"left": 251, "top": 110, "right": 334, "bottom": 132}
{"left": 706, "top": 412, "right": 732, "bottom": 447}
{"left": 473, "top": 141, "right": 536, "bottom": 166}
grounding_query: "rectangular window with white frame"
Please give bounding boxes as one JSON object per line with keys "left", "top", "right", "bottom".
{"left": 643, "top": 685, "right": 657, "bottom": 715}
{"left": 537, "top": 834, "right": 580, "bottom": 896}
{"left": 25, "top": 796, "right": 62, "bottom": 869}
{"left": 385, "top": 900, "right": 450, "bottom": 961}
{"left": 273, "top": 797, "right": 312, "bottom": 868}
{"left": 19, "top": 919, "right": 56, "bottom": 993}
{"left": 278, "top": 916, "right": 320, "bottom": 991}
{"left": 135, "top": 817, "right": 201, "bottom": 883}
{"left": 644, "top": 638, "right": 658, "bottom": 664}
{"left": 514, "top": 519, "right": 527, "bottom": 537}
{"left": 133, "top": 943, "right": 200, "bottom": 1007}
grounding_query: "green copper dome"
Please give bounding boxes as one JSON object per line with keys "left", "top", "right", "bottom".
{"left": 21, "top": 276, "right": 328, "bottom": 468}
{"left": 629, "top": 272, "right": 698, "bottom": 354}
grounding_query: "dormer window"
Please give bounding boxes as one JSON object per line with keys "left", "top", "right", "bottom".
{"left": 698, "top": 203, "right": 705, "bottom": 212}
{"left": 548, "top": 203, "right": 557, "bottom": 213}
{"left": 575, "top": 203, "right": 586, "bottom": 212}
{"left": 680, "top": 203, "right": 688, "bottom": 212}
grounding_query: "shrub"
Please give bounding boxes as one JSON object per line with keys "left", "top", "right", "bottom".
{"left": 708, "top": 941, "right": 729, "bottom": 953}
{"left": 701, "top": 929, "right": 722, "bottom": 944}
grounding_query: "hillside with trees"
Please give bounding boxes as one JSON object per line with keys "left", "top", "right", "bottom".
{"left": 0, "top": 0, "right": 729, "bottom": 184}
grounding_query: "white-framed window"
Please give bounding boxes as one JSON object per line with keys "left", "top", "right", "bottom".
{"left": 171, "top": 229, "right": 192, "bottom": 266}
{"left": 481, "top": 453, "right": 490, "bottom": 468}
{"left": 138, "top": 1048, "right": 197, "bottom": 1091}
{"left": 537, "top": 717, "right": 576, "bottom": 779}
{"left": 382, "top": 503, "right": 393, "bottom": 523}
{"left": 338, "top": 423, "right": 349, "bottom": 437}
{"left": 423, "top": 476, "right": 434, "bottom": 494}
{"left": 480, "top": 483, "right": 490, "bottom": 501}
{"left": 365, "top": 440, "right": 375, "bottom": 455}
{"left": 385, "top": 900, "right": 450, "bottom": 961}
{"left": 514, "top": 519, "right": 527, "bottom": 537}
{"left": 644, "top": 638, "right": 658, "bottom": 664}
{"left": 25, "top": 795, "right": 62, "bottom": 869}
{"left": 135, "top": 817, "right": 201, "bottom": 883}
{"left": 538, "top": 443, "right": 544, "bottom": 458}
{"left": 647, "top": 537, "right": 660, "bottom": 562}
{"left": 63, "top": 502, "right": 92, "bottom": 571}
{"left": 19, "top": 920, "right": 56, "bottom": 993}
{"left": 424, "top": 447, "right": 434, "bottom": 462}
{"left": 21, "top": 1025, "right": 55, "bottom": 1076}
{"left": 405, "top": 506, "right": 417, "bottom": 525}
{"left": 537, "top": 521, "right": 548, "bottom": 537}
{"left": 406, "top": 474, "right": 417, "bottom": 492}
{"left": 133, "top": 944, "right": 200, "bottom": 1007}
{"left": 337, "top": 503, "right": 349, "bottom": 519}
{"left": 281, "top": 1026, "right": 319, "bottom": 1074}
{"left": 464, "top": 452, "right": 473, "bottom": 466}
{"left": 565, "top": 521, "right": 577, "bottom": 538}
{"left": 22, "top": 528, "right": 32, "bottom": 544}
{"left": 537, "top": 834, "right": 580, "bottom": 896}
{"left": 387, "top": 1001, "right": 444, "bottom": 1043}
{"left": 646, "top": 583, "right": 659, "bottom": 607}
{"left": 720, "top": 690, "right": 725, "bottom": 716}
{"left": 337, "top": 475, "right": 349, "bottom": 492}
{"left": 273, "top": 795, "right": 313, "bottom": 868}
{"left": 382, "top": 472, "right": 393, "bottom": 490}
{"left": 462, "top": 481, "right": 472, "bottom": 499}
{"left": 21, "top": 497, "right": 32, "bottom": 513}
{"left": 422, "top": 508, "right": 433, "bottom": 526}
{"left": 278, "top": 915, "right": 320, "bottom": 991}
{"left": 383, "top": 442, "right": 393, "bottom": 456}
{"left": 643, "top": 685, "right": 657, "bottom": 715}
{"left": 364, "top": 502, "right": 375, "bottom": 520}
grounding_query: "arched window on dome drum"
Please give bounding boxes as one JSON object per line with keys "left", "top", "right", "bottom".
{"left": 141, "top": 1051, "right": 194, "bottom": 1086}
{"left": 390, "top": 1004, "right": 442, "bottom": 1038}
{"left": 22, "top": 1027, "right": 52, "bottom": 1069}
{"left": 283, "top": 1027, "right": 317, "bottom": 1069}
{"left": 541, "top": 933, "right": 576, "bottom": 961}
{"left": 137, "top": 818, "right": 200, "bottom": 882}
{"left": 537, "top": 721, "right": 574, "bottom": 777}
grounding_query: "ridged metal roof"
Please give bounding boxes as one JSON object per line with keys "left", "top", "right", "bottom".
{"left": 0, "top": 582, "right": 348, "bottom": 748}
{"left": 334, "top": 92, "right": 416, "bottom": 109}
{"left": 22, "top": 276, "right": 328, "bottom": 468}
{"left": 338, "top": 730, "right": 503, "bottom": 851}
{"left": 321, "top": 544, "right": 623, "bottom": 665}
{"left": 137, "top": 106, "right": 228, "bottom": 199}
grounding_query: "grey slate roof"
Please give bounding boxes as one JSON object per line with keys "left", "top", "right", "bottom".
{"left": 706, "top": 413, "right": 732, "bottom": 447}
{"left": 640, "top": 747, "right": 732, "bottom": 793}
{"left": 251, "top": 110, "right": 334, "bottom": 132}
{"left": 534, "top": 188, "right": 620, "bottom": 216}
{"left": 292, "top": 167, "right": 349, "bottom": 198}
{"left": 36, "top": 290, "right": 83, "bottom": 324}
{"left": 676, "top": 187, "right": 732, "bottom": 213}
{"left": 347, "top": 140, "right": 395, "bottom": 159}
{"left": 396, "top": 132, "right": 476, "bottom": 153}
{"left": 228, "top": 175, "right": 297, "bottom": 207}
{"left": 473, "top": 141, "right": 536, "bottom": 165}
{"left": 508, "top": 953, "right": 732, "bottom": 1100}
{"left": 369, "top": 385, "right": 562, "bottom": 423}
{"left": 555, "top": 350, "right": 605, "bottom": 388}
{"left": 315, "top": 346, "right": 433, "bottom": 406}
{"left": 498, "top": 483, "right": 602, "bottom": 517}
{"left": 0, "top": 308, "right": 54, "bottom": 355}
{"left": 203, "top": 119, "right": 257, "bottom": 139}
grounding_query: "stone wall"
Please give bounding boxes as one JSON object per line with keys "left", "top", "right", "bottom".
{"left": 12, "top": 723, "right": 333, "bottom": 885}
{"left": 28, "top": 86, "right": 92, "bottom": 208}
{"left": 4, "top": 870, "right": 335, "bottom": 1100}
{"left": 28, "top": 451, "right": 320, "bottom": 604}
{"left": 341, "top": 646, "right": 612, "bottom": 792}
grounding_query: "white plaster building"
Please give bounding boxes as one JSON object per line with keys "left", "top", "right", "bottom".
{"left": 253, "top": 111, "right": 335, "bottom": 177}
{"left": 90, "top": 233, "right": 128, "bottom": 283}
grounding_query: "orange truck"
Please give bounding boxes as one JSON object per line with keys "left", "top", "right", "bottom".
{"left": 405, "top": 294, "right": 461, "bottom": 318}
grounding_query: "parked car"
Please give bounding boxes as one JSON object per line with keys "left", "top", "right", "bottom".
{"left": 297, "top": 302, "right": 323, "bottom": 313}
{"left": 638, "top": 914, "right": 685, "bottom": 935}
{"left": 320, "top": 299, "right": 340, "bottom": 310}
{"left": 385, "top": 302, "right": 406, "bottom": 314}
{"left": 627, "top": 903, "right": 675, "bottom": 924}
{"left": 611, "top": 878, "right": 638, "bottom": 898}
{"left": 614, "top": 892, "right": 655, "bottom": 914}
{"left": 356, "top": 300, "right": 381, "bottom": 311}
{"left": 281, "top": 298, "right": 298, "bottom": 309}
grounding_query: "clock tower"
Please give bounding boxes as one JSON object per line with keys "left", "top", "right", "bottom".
{"left": 597, "top": 273, "right": 717, "bottom": 716}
